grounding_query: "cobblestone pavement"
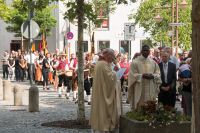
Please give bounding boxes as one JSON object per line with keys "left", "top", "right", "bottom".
{"left": 0, "top": 79, "right": 182, "bottom": 133}
{"left": 0, "top": 79, "right": 132, "bottom": 133}
{"left": 0, "top": 80, "right": 92, "bottom": 133}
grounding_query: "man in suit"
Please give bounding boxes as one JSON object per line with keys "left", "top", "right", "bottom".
{"left": 158, "top": 51, "right": 177, "bottom": 107}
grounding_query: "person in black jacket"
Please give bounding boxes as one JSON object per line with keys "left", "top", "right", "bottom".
{"left": 158, "top": 51, "right": 177, "bottom": 107}
{"left": 42, "top": 53, "right": 51, "bottom": 90}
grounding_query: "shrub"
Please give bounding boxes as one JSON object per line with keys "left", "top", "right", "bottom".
{"left": 126, "top": 101, "right": 190, "bottom": 128}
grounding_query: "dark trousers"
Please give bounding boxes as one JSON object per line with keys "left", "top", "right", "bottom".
{"left": 42, "top": 70, "right": 49, "bottom": 87}
{"left": 90, "top": 77, "right": 93, "bottom": 87}
{"left": 15, "top": 67, "right": 20, "bottom": 81}
{"left": 19, "top": 67, "right": 25, "bottom": 81}
{"left": 84, "top": 77, "right": 91, "bottom": 95}
{"left": 27, "top": 63, "right": 35, "bottom": 81}
{"left": 158, "top": 90, "right": 176, "bottom": 107}
{"left": 73, "top": 76, "right": 91, "bottom": 95}
{"left": 3, "top": 65, "right": 8, "bottom": 79}
{"left": 58, "top": 74, "right": 72, "bottom": 92}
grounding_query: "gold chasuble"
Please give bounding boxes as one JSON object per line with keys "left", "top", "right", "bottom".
{"left": 90, "top": 61, "right": 121, "bottom": 132}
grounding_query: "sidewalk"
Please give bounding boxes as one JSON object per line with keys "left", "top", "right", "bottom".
{"left": 0, "top": 80, "right": 91, "bottom": 133}
{"left": 0, "top": 77, "right": 182, "bottom": 133}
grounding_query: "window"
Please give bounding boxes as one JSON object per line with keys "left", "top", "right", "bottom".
{"left": 76, "top": 41, "right": 88, "bottom": 53}
{"left": 119, "top": 40, "right": 131, "bottom": 59}
{"left": 95, "top": 1, "right": 109, "bottom": 30}
{"left": 98, "top": 41, "right": 110, "bottom": 51}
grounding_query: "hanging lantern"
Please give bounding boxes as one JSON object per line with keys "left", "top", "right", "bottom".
{"left": 154, "top": 14, "right": 163, "bottom": 23}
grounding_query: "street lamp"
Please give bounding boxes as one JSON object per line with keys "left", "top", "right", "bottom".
{"left": 154, "top": 14, "right": 163, "bottom": 23}
{"left": 179, "top": 0, "right": 188, "bottom": 9}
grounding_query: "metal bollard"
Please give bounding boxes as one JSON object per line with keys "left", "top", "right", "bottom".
{"left": 13, "top": 85, "right": 23, "bottom": 106}
{"left": 0, "top": 78, "right": 3, "bottom": 99}
{"left": 3, "top": 80, "right": 12, "bottom": 101}
{"left": 29, "top": 86, "right": 39, "bottom": 112}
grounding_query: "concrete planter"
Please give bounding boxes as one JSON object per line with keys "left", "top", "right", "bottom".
{"left": 120, "top": 116, "right": 191, "bottom": 133}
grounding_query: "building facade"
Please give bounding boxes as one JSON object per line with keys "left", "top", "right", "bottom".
{"left": 47, "top": 0, "right": 149, "bottom": 59}
{"left": 0, "top": 0, "right": 148, "bottom": 61}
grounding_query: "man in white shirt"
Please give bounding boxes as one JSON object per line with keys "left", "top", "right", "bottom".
{"left": 158, "top": 52, "right": 177, "bottom": 107}
{"left": 25, "top": 52, "right": 36, "bottom": 82}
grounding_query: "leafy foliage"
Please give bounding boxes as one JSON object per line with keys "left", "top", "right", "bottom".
{"left": 1, "top": 0, "right": 58, "bottom": 37}
{"left": 129, "top": 0, "right": 192, "bottom": 50}
{"left": 4, "top": 0, "right": 27, "bottom": 36}
{"left": 0, "top": 0, "right": 10, "bottom": 20}
{"left": 34, "top": 6, "right": 57, "bottom": 36}
{"left": 126, "top": 101, "right": 190, "bottom": 128}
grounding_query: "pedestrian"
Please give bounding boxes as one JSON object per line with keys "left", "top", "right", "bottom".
{"left": 8, "top": 53, "right": 15, "bottom": 80}
{"left": 56, "top": 52, "right": 72, "bottom": 98}
{"left": 42, "top": 53, "right": 51, "bottom": 90}
{"left": 1, "top": 51, "right": 9, "bottom": 79}
{"left": 158, "top": 52, "right": 177, "bottom": 108}
{"left": 25, "top": 51, "right": 36, "bottom": 81}
{"left": 69, "top": 53, "right": 78, "bottom": 101}
{"left": 14, "top": 53, "right": 21, "bottom": 82}
{"left": 51, "top": 54, "right": 59, "bottom": 91}
{"left": 128, "top": 45, "right": 161, "bottom": 110}
{"left": 90, "top": 48, "right": 121, "bottom": 133}
{"left": 19, "top": 55, "right": 27, "bottom": 82}
{"left": 178, "top": 58, "right": 192, "bottom": 116}
{"left": 35, "top": 54, "right": 43, "bottom": 84}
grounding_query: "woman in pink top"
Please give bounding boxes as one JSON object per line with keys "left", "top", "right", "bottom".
{"left": 119, "top": 55, "right": 130, "bottom": 90}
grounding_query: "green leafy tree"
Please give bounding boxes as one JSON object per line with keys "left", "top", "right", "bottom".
{"left": 2, "top": 0, "right": 58, "bottom": 37}
{"left": 129, "top": 0, "right": 192, "bottom": 50}
{"left": 0, "top": 0, "right": 10, "bottom": 20}
{"left": 4, "top": 0, "right": 27, "bottom": 36}
{"left": 34, "top": 6, "right": 57, "bottom": 36}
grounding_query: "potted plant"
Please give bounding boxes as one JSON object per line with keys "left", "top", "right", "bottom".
{"left": 120, "top": 101, "right": 191, "bottom": 133}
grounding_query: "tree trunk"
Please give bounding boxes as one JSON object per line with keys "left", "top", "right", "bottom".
{"left": 91, "top": 32, "right": 95, "bottom": 54}
{"left": 77, "top": 0, "right": 85, "bottom": 121}
{"left": 191, "top": 1, "right": 200, "bottom": 133}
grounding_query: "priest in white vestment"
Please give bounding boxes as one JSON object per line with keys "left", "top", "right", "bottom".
{"left": 90, "top": 48, "right": 121, "bottom": 133}
{"left": 128, "top": 45, "right": 161, "bottom": 110}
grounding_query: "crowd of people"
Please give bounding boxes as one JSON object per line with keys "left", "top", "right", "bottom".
{"left": 1, "top": 45, "right": 192, "bottom": 133}
{"left": 90, "top": 46, "right": 192, "bottom": 133}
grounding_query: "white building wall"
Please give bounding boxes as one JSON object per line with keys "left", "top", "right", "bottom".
{"left": 0, "top": 19, "right": 14, "bottom": 54}
{"left": 0, "top": 0, "right": 14, "bottom": 68}
{"left": 0, "top": 0, "right": 148, "bottom": 60}
{"left": 67, "top": 0, "right": 148, "bottom": 58}
{"left": 47, "top": 1, "right": 68, "bottom": 53}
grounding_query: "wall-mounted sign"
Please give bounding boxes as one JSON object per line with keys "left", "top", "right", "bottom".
{"left": 124, "top": 23, "right": 135, "bottom": 40}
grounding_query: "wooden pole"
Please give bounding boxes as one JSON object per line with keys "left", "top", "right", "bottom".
{"left": 175, "top": 0, "right": 179, "bottom": 57}
{"left": 171, "top": 0, "right": 175, "bottom": 54}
